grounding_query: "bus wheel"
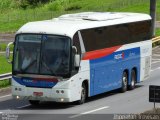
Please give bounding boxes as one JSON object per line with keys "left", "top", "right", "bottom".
{"left": 29, "top": 100, "right": 40, "bottom": 106}
{"left": 77, "top": 83, "right": 87, "bottom": 104}
{"left": 121, "top": 71, "right": 128, "bottom": 92}
{"left": 128, "top": 70, "right": 136, "bottom": 90}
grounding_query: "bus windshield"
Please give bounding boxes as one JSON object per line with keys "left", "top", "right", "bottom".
{"left": 13, "top": 34, "right": 71, "bottom": 77}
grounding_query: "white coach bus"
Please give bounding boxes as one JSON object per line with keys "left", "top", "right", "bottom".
{"left": 6, "top": 12, "right": 152, "bottom": 105}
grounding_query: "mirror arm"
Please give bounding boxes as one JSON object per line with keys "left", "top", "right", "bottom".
{"left": 72, "top": 46, "right": 78, "bottom": 54}
{"left": 7, "top": 42, "right": 14, "bottom": 48}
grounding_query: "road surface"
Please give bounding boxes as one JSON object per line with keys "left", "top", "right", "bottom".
{"left": 0, "top": 46, "right": 160, "bottom": 120}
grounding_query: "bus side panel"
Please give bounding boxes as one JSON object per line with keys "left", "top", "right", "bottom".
{"left": 139, "top": 40, "right": 152, "bottom": 82}
{"left": 89, "top": 47, "right": 140, "bottom": 96}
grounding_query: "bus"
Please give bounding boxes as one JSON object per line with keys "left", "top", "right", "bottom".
{"left": 6, "top": 12, "right": 152, "bottom": 105}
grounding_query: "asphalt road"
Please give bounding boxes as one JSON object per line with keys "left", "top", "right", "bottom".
{"left": 0, "top": 46, "right": 160, "bottom": 120}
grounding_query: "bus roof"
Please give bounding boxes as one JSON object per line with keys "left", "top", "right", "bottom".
{"left": 17, "top": 12, "right": 151, "bottom": 38}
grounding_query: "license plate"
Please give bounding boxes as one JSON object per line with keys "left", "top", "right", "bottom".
{"left": 33, "top": 92, "right": 43, "bottom": 96}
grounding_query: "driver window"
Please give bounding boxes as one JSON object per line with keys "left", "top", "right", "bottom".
{"left": 73, "top": 32, "right": 81, "bottom": 54}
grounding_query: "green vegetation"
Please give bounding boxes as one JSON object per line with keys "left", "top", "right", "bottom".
{"left": 0, "top": 54, "right": 12, "bottom": 74}
{"left": 156, "top": 28, "right": 160, "bottom": 36}
{"left": 0, "top": 0, "right": 160, "bottom": 33}
{"left": 0, "top": 43, "right": 13, "bottom": 51}
{"left": 0, "top": 79, "right": 11, "bottom": 88}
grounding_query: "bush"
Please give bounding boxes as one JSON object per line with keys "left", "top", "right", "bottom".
{"left": 65, "top": 3, "right": 82, "bottom": 11}
{"left": 13, "top": 0, "right": 50, "bottom": 9}
{"left": 46, "top": 1, "right": 64, "bottom": 11}
{"left": 0, "top": 79, "right": 11, "bottom": 88}
{"left": 27, "top": 0, "right": 50, "bottom": 6}
{"left": 0, "top": 0, "right": 14, "bottom": 12}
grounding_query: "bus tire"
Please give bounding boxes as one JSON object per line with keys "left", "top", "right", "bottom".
{"left": 121, "top": 71, "right": 128, "bottom": 93}
{"left": 77, "top": 83, "right": 87, "bottom": 104}
{"left": 29, "top": 100, "right": 40, "bottom": 106}
{"left": 128, "top": 70, "right": 136, "bottom": 90}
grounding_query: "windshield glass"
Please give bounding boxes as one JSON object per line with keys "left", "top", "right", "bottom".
{"left": 13, "top": 34, "right": 71, "bottom": 77}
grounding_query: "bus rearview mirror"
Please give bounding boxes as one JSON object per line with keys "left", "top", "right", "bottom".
{"left": 74, "top": 54, "right": 80, "bottom": 67}
{"left": 6, "top": 42, "right": 13, "bottom": 64}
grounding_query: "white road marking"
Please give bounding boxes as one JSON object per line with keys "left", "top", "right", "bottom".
{"left": 0, "top": 112, "right": 3, "bottom": 114}
{"left": 151, "top": 67, "right": 160, "bottom": 72}
{"left": 69, "top": 106, "right": 109, "bottom": 118}
{"left": 151, "top": 61, "right": 160, "bottom": 64}
{"left": 152, "top": 59, "right": 160, "bottom": 61}
{"left": 0, "top": 94, "right": 11, "bottom": 99}
{"left": 153, "top": 54, "right": 160, "bottom": 56}
{"left": 17, "top": 104, "right": 30, "bottom": 109}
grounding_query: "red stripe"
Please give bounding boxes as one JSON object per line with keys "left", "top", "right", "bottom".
{"left": 82, "top": 45, "right": 122, "bottom": 60}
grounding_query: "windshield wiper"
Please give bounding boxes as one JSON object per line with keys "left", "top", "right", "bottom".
{"left": 21, "top": 59, "right": 37, "bottom": 72}
{"left": 41, "top": 53, "right": 59, "bottom": 76}
{"left": 41, "top": 60, "right": 56, "bottom": 75}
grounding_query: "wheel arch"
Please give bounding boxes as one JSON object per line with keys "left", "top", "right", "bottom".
{"left": 82, "top": 79, "right": 89, "bottom": 98}
{"left": 132, "top": 67, "right": 137, "bottom": 83}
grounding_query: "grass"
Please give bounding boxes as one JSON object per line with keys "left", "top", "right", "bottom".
{"left": 0, "top": 54, "right": 12, "bottom": 74}
{"left": 0, "top": 79, "right": 11, "bottom": 88}
{"left": 0, "top": 0, "right": 160, "bottom": 33}
{"left": 156, "top": 28, "right": 160, "bottom": 36}
{"left": 0, "top": 43, "right": 14, "bottom": 51}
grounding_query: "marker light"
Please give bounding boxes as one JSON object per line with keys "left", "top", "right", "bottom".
{"left": 60, "top": 98, "right": 64, "bottom": 102}
{"left": 16, "top": 96, "right": 20, "bottom": 99}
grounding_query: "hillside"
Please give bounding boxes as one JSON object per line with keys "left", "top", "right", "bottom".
{"left": 0, "top": 0, "right": 160, "bottom": 33}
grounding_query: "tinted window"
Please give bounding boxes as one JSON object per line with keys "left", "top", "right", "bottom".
{"left": 73, "top": 32, "right": 81, "bottom": 54}
{"left": 81, "top": 20, "right": 151, "bottom": 52}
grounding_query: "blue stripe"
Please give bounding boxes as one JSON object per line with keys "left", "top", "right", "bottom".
{"left": 13, "top": 77, "right": 58, "bottom": 88}
{"left": 90, "top": 47, "right": 140, "bottom": 96}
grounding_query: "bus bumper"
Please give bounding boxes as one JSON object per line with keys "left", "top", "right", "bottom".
{"left": 12, "top": 86, "right": 73, "bottom": 103}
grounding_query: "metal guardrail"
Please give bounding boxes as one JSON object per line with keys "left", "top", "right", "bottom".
{"left": 152, "top": 36, "right": 160, "bottom": 43}
{"left": 0, "top": 73, "right": 12, "bottom": 81}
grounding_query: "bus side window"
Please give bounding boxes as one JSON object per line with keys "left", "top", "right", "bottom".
{"left": 72, "top": 33, "right": 81, "bottom": 72}
{"left": 73, "top": 32, "right": 81, "bottom": 54}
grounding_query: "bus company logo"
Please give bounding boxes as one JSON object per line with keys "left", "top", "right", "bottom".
{"left": 114, "top": 52, "right": 124, "bottom": 60}
{"left": 23, "top": 79, "right": 34, "bottom": 83}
